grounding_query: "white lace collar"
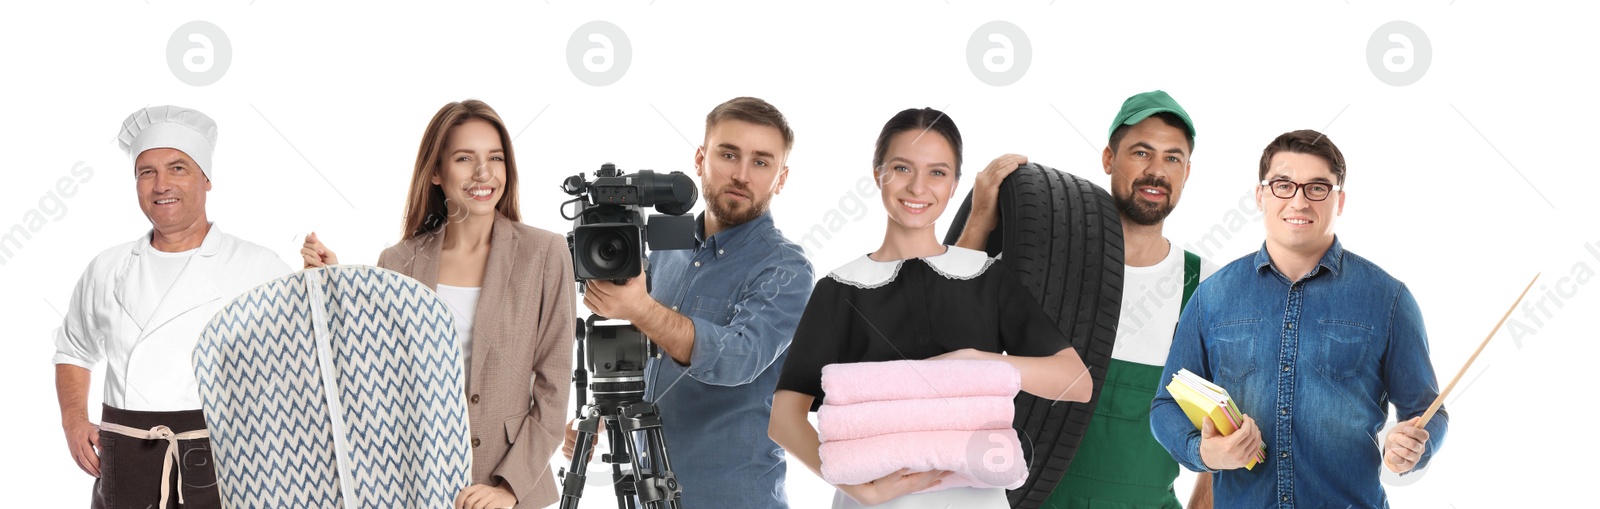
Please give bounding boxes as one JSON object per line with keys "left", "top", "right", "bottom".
{"left": 827, "top": 246, "right": 995, "bottom": 289}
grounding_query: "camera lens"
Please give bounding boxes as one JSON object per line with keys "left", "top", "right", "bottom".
{"left": 587, "top": 231, "right": 630, "bottom": 273}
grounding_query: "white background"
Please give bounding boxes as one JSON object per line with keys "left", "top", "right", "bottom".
{"left": 3, "top": 1, "right": 1597, "bottom": 507}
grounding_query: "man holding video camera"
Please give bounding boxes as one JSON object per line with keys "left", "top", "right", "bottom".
{"left": 575, "top": 97, "right": 815, "bottom": 509}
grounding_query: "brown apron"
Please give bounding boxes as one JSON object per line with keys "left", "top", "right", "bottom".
{"left": 91, "top": 404, "right": 220, "bottom": 509}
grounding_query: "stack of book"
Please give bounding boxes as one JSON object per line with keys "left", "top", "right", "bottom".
{"left": 1166, "top": 368, "right": 1267, "bottom": 470}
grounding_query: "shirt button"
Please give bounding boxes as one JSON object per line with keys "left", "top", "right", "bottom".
{"left": 470, "top": 394, "right": 480, "bottom": 404}
{"left": 671, "top": 305, "right": 679, "bottom": 311}
{"left": 1282, "top": 496, "right": 1289, "bottom": 502}
{"left": 472, "top": 438, "right": 481, "bottom": 448}
{"left": 1282, "top": 365, "right": 1290, "bottom": 372}
{"left": 1286, "top": 322, "right": 1295, "bottom": 329}
{"left": 1280, "top": 451, "right": 1289, "bottom": 458}
{"left": 718, "top": 249, "right": 725, "bottom": 255}
{"left": 694, "top": 261, "right": 702, "bottom": 267}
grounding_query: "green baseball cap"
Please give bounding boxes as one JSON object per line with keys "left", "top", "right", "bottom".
{"left": 1107, "top": 90, "right": 1195, "bottom": 141}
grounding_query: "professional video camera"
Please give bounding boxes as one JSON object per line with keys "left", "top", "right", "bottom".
{"left": 558, "top": 163, "right": 697, "bottom": 509}
{"left": 561, "top": 163, "right": 698, "bottom": 281}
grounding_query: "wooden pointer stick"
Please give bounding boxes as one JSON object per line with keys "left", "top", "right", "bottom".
{"left": 1416, "top": 273, "right": 1540, "bottom": 428}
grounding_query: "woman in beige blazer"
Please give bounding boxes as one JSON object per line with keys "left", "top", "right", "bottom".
{"left": 303, "top": 100, "right": 574, "bottom": 509}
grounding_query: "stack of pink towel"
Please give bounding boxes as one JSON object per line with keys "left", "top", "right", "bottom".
{"left": 817, "top": 359, "right": 1027, "bottom": 493}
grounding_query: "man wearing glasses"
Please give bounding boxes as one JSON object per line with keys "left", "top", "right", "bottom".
{"left": 1149, "top": 129, "right": 1449, "bottom": 507}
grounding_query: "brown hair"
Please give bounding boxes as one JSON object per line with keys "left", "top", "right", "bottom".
{"left": 873, "top": 107, "right": 964, "bottom": 178}
{"left": 704, "top": 97, "right": 795, "bottom": 153}
{"left": 1258, "top": 129, "right": 1346, "bottom": 185}
{"left": 400, "top": 100, "right": 521, "bottom": 239}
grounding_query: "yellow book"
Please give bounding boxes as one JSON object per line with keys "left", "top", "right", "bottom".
{"left": 1165, "top": 368, "right": 1265, "bottom": 470}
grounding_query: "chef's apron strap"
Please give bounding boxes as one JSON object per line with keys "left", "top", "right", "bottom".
{"left": 99, "top": 420, "right": 209, "bottom": 509}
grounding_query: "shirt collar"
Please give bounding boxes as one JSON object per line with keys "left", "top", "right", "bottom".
{"left": 1253, "top": 236, "right": 1344, "bottom": 280}
{"left": 828, "top": 246, "right": 994, "bottom": 289}
{"left": 697, "top": 211, "right": 774, "bottom": 258}
{"left": 133, "top": 221, "right": 223, "bottom": 257}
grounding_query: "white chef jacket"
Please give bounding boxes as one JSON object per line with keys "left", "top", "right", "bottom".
{"left": 52, "top": 223, "right": 291, "bottom": 411}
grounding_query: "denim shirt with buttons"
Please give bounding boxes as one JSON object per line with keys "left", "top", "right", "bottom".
{"left": 641, "top": 212, "right": 815, "bottom": 509}
{"left": 1151, "top": 237, "right": 1448, "bottom": 508}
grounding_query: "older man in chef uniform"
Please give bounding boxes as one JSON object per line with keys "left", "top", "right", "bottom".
{"left": 52, "top": 105, "right": 290, "bottom": 509}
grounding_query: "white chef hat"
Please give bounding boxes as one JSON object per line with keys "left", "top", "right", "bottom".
{"left": 116, "top": 105, "right": 219, "bottom": 180}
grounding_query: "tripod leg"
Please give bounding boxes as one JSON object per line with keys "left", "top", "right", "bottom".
{"left": 558, "top": 412, "right": 602, "bottom": 509}
{"left": 604, "top": 415, "right": 639, "bottom": 509}
{"left": 616, "top": 416, "right": 659, "bottom": 508}
{"left": 636, "top": 428, "right": 681, "bottom": 509}
{"left": 618, "top": 402, "right": 682, "bottom": 509}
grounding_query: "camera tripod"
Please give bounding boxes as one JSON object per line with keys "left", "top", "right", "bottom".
{"left": 558, "top": 314, "right": 683, "bottom": 509}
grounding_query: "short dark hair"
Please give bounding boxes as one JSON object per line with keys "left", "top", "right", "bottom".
{"left": 705, "top": 97, "right": 795, "bottom": 153}
{"left": 873, "top": 108, "right": 964, "bottom": 178}
{"left": 1258, "top": 129, "right": 1346, "bottom": 185}
{"left": 1108, "top": 112, "right": 1194, "bottom": 155}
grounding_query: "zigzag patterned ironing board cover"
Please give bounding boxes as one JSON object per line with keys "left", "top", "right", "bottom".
{"left": 194, "top": 266, "right": 472, "bottom": 508}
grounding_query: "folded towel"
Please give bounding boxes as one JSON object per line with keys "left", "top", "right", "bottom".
{"left": 816, "top": 396, "right": 1016, "bottom": 442}
{"left": 819, "top": 429, "right": 1027, "bottom": 491}
{"left": 820, "top": 359, "right": 1021, "bottom": 405}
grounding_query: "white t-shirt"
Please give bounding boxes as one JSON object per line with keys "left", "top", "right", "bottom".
{"left": 131, "top": 247, "right": 198, "bottom": 325}
{"left": 435, "top": 284, "right": 480, "bottom": 382}
{"left": 1112, "top": 245, "right": 1218, "bottom": 366}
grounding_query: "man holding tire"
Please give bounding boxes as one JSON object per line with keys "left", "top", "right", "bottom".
{"left": 957, "top": 90, "right": 1216, "bottom": 509}
{"left": 1149, "top": 130, "right": 1448, "bottom": 507}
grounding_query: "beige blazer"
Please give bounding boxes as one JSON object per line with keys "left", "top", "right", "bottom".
{"left": 379, "top": 214, "right": 575, "bottom": 509}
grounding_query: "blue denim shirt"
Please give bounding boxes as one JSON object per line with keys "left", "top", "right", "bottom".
{"left": 1151, "top": 238, "right": 1448, "bottom": 508}
{"left": 642, "top": 212, "right": 815, "bottom": 509}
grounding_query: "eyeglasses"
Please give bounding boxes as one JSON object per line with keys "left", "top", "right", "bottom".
{"left": 1260, "top": 179, "right": 1341, "bottom": 201}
